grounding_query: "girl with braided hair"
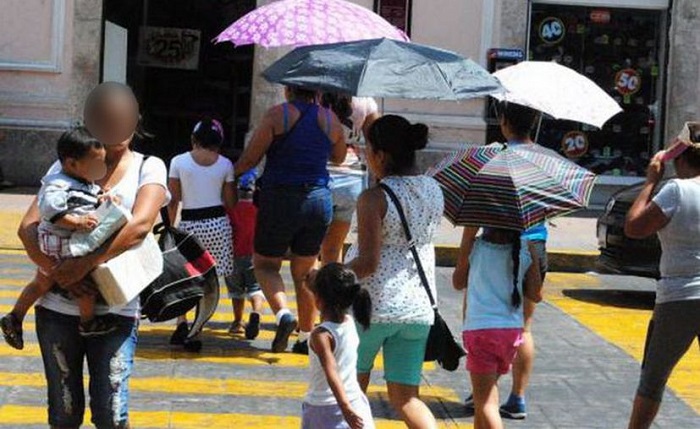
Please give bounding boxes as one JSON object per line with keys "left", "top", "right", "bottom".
{"left": 456, "top": 227, "right": 542, "bottom": 429}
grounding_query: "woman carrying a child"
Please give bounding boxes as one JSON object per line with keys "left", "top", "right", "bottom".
{"left": 15, "top": 82, "right": 169, "bottom": 429}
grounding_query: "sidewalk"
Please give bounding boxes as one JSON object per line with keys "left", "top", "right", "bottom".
{"left": 0, "top": 189, "right": 601, "bottom": 271}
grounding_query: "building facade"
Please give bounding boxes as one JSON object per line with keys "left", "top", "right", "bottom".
{"left": 2, "top": 0, "right": 700, "bottom": 206}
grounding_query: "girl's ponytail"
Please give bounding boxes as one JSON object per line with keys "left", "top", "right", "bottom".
{"left": 511, "top": 236, "right": 522, "bottom": 308}
{"left": 352, "top": 285, "right": 372, "bottom": 331}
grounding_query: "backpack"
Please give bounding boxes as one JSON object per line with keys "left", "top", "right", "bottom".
{"left": 139, "top": 207, "right": 220, "bottom": 324}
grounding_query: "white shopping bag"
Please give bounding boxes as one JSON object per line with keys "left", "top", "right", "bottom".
{"left": 91, "top": 233, "right": 163, "bottom": 308}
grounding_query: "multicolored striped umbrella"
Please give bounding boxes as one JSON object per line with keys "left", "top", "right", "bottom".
{"left": 427, "top": 143, "right": 597, "bottom": 231}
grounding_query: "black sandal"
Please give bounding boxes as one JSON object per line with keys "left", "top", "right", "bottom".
{"left": 1, "top": 313, "right": 24, "bottom": 350}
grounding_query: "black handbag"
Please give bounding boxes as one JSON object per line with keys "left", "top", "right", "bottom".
{"left": 379, "top": 183, "right": 466, "bottom": 371}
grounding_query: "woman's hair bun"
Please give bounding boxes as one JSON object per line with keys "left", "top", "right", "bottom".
{"left": 409, "top": 123, "right": 429, "bottom": 150}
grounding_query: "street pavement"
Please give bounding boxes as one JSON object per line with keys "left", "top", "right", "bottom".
{"left": 0, "top": 250, "right": 698, "bottom": 428}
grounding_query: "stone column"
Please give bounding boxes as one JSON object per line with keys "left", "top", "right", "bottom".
{"left": 248, "top": 45, "right": 289, "bottom": 131}
{"left": 665, "top": 0, "right": 700, "bottom": 143}
{"left": 247, "top": 0, "right": 291, "bottom": 135}
{"left": 498, "top": 0, "right": 529, "bottom": 50}
{"left": 71, "top": 0, "right": 103, "bottom": 121}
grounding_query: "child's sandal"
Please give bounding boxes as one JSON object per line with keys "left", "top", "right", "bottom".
{"left": 1, "top": 313, "right": 24, "bottom": 350}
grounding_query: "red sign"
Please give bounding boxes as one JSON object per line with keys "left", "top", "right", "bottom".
{"left": 615, "top": 68, "right": 641, "bottom": 95}
{"left": 375, "top": 0, "right": 411, "bottom": 35}
{"left": 561, "top": 131, "right": 589, "bottom": 159}
{"left": 590, "top": 10, "right": 611, "bottom": 24}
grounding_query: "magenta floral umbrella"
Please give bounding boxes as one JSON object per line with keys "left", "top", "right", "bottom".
{"left": 214, "top": 0, "right": 409, "bottom": 48}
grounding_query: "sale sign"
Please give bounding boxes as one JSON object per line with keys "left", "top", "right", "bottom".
{"left": 615, "top": 68, "right": 641, "bottom": 95}
{"left": 138, "top": 27, "right": 201, "bottom": 70}
{"left": 539, "top": 17, "right": 565, "bottom": 45}
{"left": 561, "top": 131, "right": 589, "bottom": 159}
{"left": 590, "top": 10, "right": 611, "bottom": 24}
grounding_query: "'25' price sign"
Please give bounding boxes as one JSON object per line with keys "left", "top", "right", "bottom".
{"left": 539, "top": 17, "right": 566, "bottom": 45}
{"left": 615, "top": 68, "right": 641, "bottom": 95}
{"left": 561, "top": 131, "right": 589, "bottom": 159}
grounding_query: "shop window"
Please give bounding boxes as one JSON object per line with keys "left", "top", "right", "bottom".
{"left": 374, "top": 0, "right": 412, "bottom": 36}
{"left": 528, "top": 4, "right": 666, "bottom": 177}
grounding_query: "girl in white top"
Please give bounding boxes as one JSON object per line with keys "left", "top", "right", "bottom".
{"left": 167, "top": 118, "right": 236, "bottom": 350}
{"left": 303, "top": 263, "right": 374, "bottom": 429}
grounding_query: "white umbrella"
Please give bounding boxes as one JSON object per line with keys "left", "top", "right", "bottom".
{"left": 493, "top": 61, "right": 622, "bottom": 129}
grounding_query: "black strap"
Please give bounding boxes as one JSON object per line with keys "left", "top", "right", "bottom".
{"left": 139, "top": 154, "right": 170, "bottom": 228}
{"left": 379, "top": 183, "right": 437, "bottom": 309}
{"left": 274, "top": 103, "right": 310, "bottom": 140}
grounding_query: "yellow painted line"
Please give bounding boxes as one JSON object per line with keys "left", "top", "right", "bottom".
{"left": 545, "top": 273, "right": 700, "bottom": 414}
{"left": 18, "top": 321, "right": 281, "bottom": 341}
{"left": 0, "top": 279, "right": 28, "bottom": 287}
{"left": 0, "top": 342, "right": 435, "bottom": 371}
{"left": 0, "top": 304, "right": 282, "bottom": 324}
{"left": 0, "top": 372, "right": 459, "bottom": 402}
{"left": 0, "top": 405, "right": 472, "bottom": 429}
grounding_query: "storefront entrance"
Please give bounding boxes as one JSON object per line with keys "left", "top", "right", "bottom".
{"left": 527, "top": 2, "right": 668, "bottom": 179}
{"left": 102, "top": 0, "right": 255, "bottom": 163}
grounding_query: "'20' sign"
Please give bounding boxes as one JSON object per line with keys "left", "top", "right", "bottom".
{"left": 615, "top": 69, "right": 641, "bottom": 95}
{"left": 539, "top": 17, "right": 565, "bottom": 45}
{"left": 561, "top": 131, "right": 589, "bottom": 159}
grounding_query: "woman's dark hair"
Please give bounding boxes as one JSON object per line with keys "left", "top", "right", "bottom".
{"left": 287, "top": 85, "right": 317, "bottom": 102}
{"left": 320, "top": 92, "right": 353, "bottom": 129}
{"left": 192, "top": 117, "right": 224, "bottom": 150}
{"left": 57, "top": 127, "right": 104, "bottom": 163}
{"left": 510, "top": 234, "right": 522, "bottom": 308}
{"left": 496, "top": 101, "right": 540, "bottom": 140}
{"left": 679, "top": 126, "right": 700, "bottom": 169}
{"left": 368, "top": 115, "right": 429, "bottom": 175}
{"left": 312, "top": 263, "right": 371, "bottom": 330}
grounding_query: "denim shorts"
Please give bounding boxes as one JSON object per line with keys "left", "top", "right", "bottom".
{"left": 35, "top": 306, "right": 138, "bottom": 429}
{"left": 225, "top": 256, "right": 263, "bottom": 299}
{"left": 329, "top": 174, "right": 364, "bottom": 223}
{"left": 356, "top": 322, "right": 430, "bottom": 386}
{"left": 254, "top": 185, "right": 332, "bottom": 257}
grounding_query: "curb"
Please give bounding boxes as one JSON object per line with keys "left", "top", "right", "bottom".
{"left": 434, "top": 245, "right": 599, "bottom": 272}
{"left": 1, "top": 239, "right": 600, "bottom": 274}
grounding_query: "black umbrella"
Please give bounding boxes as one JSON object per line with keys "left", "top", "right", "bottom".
{"left": 263, "top": 38, "right": 503, "bottom": 100}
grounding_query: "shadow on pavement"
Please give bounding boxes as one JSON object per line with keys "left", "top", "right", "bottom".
{"left": 562, "top": 288, "right": 655, "bottom": 310}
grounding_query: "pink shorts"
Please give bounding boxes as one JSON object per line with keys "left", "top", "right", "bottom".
{"left": 463, "top": 328, "right": 524, "bottom": 375}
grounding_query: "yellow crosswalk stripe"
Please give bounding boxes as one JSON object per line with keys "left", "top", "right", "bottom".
{"left": 19, "top": 321, "right": 281, "bottom": 341}
{"left": 0, "top": 405, "right": 473, "bottom": 428}
{"left": 0, "top": 343, "right": 435, "bottom": 371}
{"left": 0, "top": 291, "right": 296, "bottom": 311}
{"left": 0, "top": 304, "right": 284, "bottom": 324}
{"left": 545, "top": 273, "right": 700, "bottom": 414}
{"left": 0, "top": 372, "right": 459, "bottom": 401}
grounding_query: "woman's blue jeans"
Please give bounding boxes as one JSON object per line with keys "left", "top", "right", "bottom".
{"left": 36, "top": 306, "right": 138, "bottom": 429}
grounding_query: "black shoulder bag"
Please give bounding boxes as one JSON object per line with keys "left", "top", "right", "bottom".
{"left": 379, "top": 183, "right": 466, "bottom": 371}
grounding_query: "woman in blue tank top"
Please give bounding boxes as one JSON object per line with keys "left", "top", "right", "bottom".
{"left": 235, "top": 86, "right": 347, "bottom": 354}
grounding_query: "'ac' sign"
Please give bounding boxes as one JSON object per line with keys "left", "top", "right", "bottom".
{"left": 539, "top": 17, "right": 565, "bottom": 45}
{"left": 615, "top": 68, "right": 641, "bottom": 95}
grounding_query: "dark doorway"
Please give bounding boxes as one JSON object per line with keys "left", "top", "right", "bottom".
{"left": 102, "top": 0, "right": 255, "bottom": 163}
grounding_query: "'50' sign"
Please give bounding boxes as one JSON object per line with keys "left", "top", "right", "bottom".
{"left": 615, "top": 69, "right": 641, "bottom": 95}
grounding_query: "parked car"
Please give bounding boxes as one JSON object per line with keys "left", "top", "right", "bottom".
{"left": 596, "top": 180, "right": 669, "bottom": 279}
